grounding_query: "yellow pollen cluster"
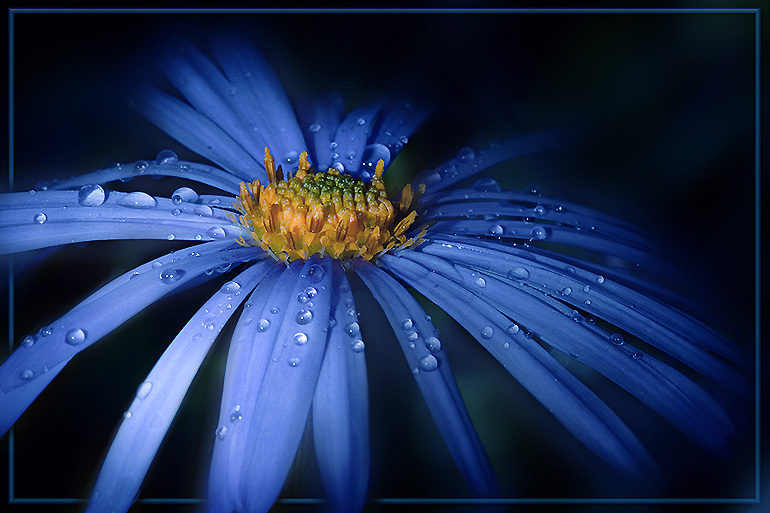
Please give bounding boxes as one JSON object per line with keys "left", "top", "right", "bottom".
{"left": 231, "top": 148, "right": 427, "bottom": 262}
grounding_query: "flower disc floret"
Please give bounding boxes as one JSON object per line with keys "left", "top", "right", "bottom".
{"left": 234, "top": 148, "right": 426, "bottom": 261}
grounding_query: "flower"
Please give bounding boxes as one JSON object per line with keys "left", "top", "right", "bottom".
{"left": 1, "top": 32, "right": 751, "bottom": 513}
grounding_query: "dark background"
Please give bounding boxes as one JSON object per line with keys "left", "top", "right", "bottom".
{"left": 1, "top": 8, "right": 761, "bottom": 513}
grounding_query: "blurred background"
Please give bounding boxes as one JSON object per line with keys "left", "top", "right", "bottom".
{"left": 2, "top": 8, "right": 760, "bottom": 513}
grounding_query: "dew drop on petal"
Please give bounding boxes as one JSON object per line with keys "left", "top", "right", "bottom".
{"left": 33, "top": 212, "right": 47, "bottom": 224}
{"left": 270, "top": 307, "right": 279, "bottom": 314}
{"left": 610, "top": 333, "right": 624, "bottom": 346}
{"left": 401, "top": 318, "right": 414, "bottom": 330}
{"left": 489, "top": 224, "right": 504, "bottom": 236}
{"left": 525, "top": 183, "right": 541, "bottom": 196}
{"left": 361, "top": 143, "right": 391, "bottom": 169}
{"left": 423, "top": 171, "right": 442, "bottom": 186}
{"left": 472, "top": 177, "right": 500, "bottom": 192}
{"left": 193, "top": 205, "right": 213, "bottom": 216}
{"left": 560, "top": 287, "right": 572, "bottom": 296}
{"left": 296, "top": 309, "right": 313, "bottom": 325}
{"left": 257, "top": 319, "right": 270, "bottom": 332}
{"left": 123, "top": 411, "right": 133, "bottom": 420}
{"left": 136, "top": 381, "right": 152, "bottom": 399}
{"left": 425, "top": 336, "right": 442, "bottom": 352}
{"left": 307, "top": 264, "right": 325, "bottom": 283}
{"left": 293, "top": 332, "right": 308, "bottom": 346}
{"left": 207, "top": 226, "right": 226, "bottom": 238}
{"left": 406, "top": 330, "right": 419, "bottom": 342}
{"left": 21, "top": 335, "right": 35, "bottom": 348}
{"left": 508, "top": 267, "right": 530, "bottom": 281}
{"left": 350, "top": 339, "right": 365, "bottom": 353}
{"left": 159, "top": 268, "right": 185, "bottom": 284}
{"left": 530, "top": 226, "right": 548, "bottom": 240}
{"left": 344, "top": 322, "right": 360, "bottom": 337}
{"left": 288, "top": 357, "right": 301, "bottom": 367}
{"left": 216, "top": 425, "right": 227, "bottom": 440}
{"left": 596, "top": 275, "right": 605, "bottom": 284}
{"left": 220, "top": 281, "right": 241, "bottom": 294}
{"left": 480, "top": 326, "right": 494, "bottom": 339}
{"left": 309, "top": 123, "right": 322, "bottom": 133}
{"left": 155, "top": 149, "right": 178, "bottom": 165}
{"left": 304, "top": 286, "right": 317, "bottom": 298}
{"left": 456, "top": 147, "right": 475, "bottom": 162}
{"left": 21, "top": 369, "right": 34, "bottom": 380}
{"left": 475, "top": 277, "right": 486, "bottom": 288}
{"left": 507, "top": 324, "right": 520, "bottom": 334}
{"left": 229, "top": 407, "right": 242, "bottom": 424}
{"left": 118, "top": 192, "right": 157, "bottom": 209}
{"left": 39, "top": 326, "right": 53, "bottom": 337}
{"left": 65, "top": 328, "right": 86, "bottom": 346}
{"left": 77, "top": 184, "right": 106, "bottom": 207}
{"left": 172, "top": 187, "right": 198, "bottom": 203}
{"left": 419, "top": 354, "right": 439, "bottom": 372}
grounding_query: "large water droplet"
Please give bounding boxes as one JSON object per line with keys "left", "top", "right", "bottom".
{"left": 307, "top": 264, "right": 325, "bottom": 283}
{"left": 118, "top": 192, "right": 157, "bottom": 209}
{"left": 288, "top": 357, "right": 301, "bottom": 367}
{"left": 596, "top": 275, "right": 605, "bottom": 284}
{"left": 155, "top": 149, "right": 178, "bottom": 165}
{"left": 609, "top": 333, "right": 624, "bottom": 346}
{"left": 405, "top": 330, "right": 419, "bottom": 342}
{"left": 136, "top": 381, "right": 152, "bottom": 399}
{"left": 172, "top": 187, "right": 198, "bottom": 204}
{"left": 424, "top": 336, "right": 441, "bottom": 352}
{"left": 123, "top": 411, "right": 133, "bottom": 420}
{"left": 534, "top": 204, "right": 546, "bottom": 216}
{"left": 293, "top": 332, "right": 308, "bottom": 346}
{"left": 361, "top": 143, "right": 391, "bottom": 169}
{"left": 507, "top": 324, "right": 520, "bottom": 334}
{"left": 525, "top": 183, "right": 541, "bottom": 196}
{"left": 475, "top": 277, "right": 486, "bottom": 288}
{"left": 77, "top": 184, "right": 106, "bottom": 207}
{"left": 423, "top": 171, "right": 442, "bottom": 186}
{"left": 257, "top": 319, "right": 270, "bottom": 332}
{"left": 401, "top": 318, "right": 414, "bottom": 330}
{"left": 220, "top": 281, "right": 241, "bottom": 293}
{"left": 297, "top": 291, "right": 309, "bottom": 304}
{"left": 419, "top": 354, "right": 439, "bottom": 372}
{"left": 207, "top": 226, "right": 226, "bottom": 238}
{"left": 480, "top": 326, "right": 494, "bottom": 339}
{"left": 472, "top": 177, "right": 500, "bottom": 192}
{"left": 350, "top": 339, "right": 365, "bottom": 353}
{"left": 530, "top": 226, "right": 548, "bottom": 240}
{"left": 560, "top": 286, "right": 572, "bottom": 296}
{"left": 21, "top": 369, "right": 34, "bottom": 380}
{"left": 20, "top": 335, "right": 35, "bottom": 348}
{"left": 489, "top": 224, "right": 504, "bottom": 236}
{"left": 160, "top": 268, "right": 185, "bottom": 284}
{"left": 508, "top": 267, "right": 530, "bottom": 281}
{"left": 456, "top": 147, "right": 475, "bottom": 162}
{"left": 193, "top": 205, "right": 213, "bottom": 216}
{"left": 65, "top": 328, "right": 86, "bottom": 346}
{"left": 229, "top": 407, "right": 242, "bottom": 424}
{"left": 296, "top": 309, "right": 313, "bottom": 325}
{"left": 216, "top": 425, "right": 227, "bottom": 440}
{"left": 345, "top": 322, "right": 360, "bottom": 337}
{"left": 33, "top": 212, "right": 47, "bottom": 224}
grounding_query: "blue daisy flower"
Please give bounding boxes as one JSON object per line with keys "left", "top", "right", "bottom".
{"left": 0, "top": 33, "right": 751, "bottom": 513}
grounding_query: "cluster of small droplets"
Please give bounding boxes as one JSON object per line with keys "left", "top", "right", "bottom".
{"left": 233, "top": 148, "right": 428, "bottom": 261}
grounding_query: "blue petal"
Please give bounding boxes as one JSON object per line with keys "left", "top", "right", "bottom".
{"left": 0, "top": 242, "right": 256, "bottom": 412}
{"left": 86, "top": 261, "right": 272, "bottom": 513}
{"left": 47, "top": 160, "right": 243, "bottom": 194}
{"left": 312, "top": 265, "right": 369, "bottom": 512}
{"left": 420, "top": 237, "right": 751, "bottom": 388}
{"left": 356, "top": 260, "right": 498, "bottom": 497}
{"left": 401, "top": 248, "right": 735, "bottom": 453}
{"left": 297, "top": 92, "right": 345, "bottom": 171}
{"left": 371, "top": 99, "right": 430, "bottom": 164}
{"left": 210, "top": 34, "right": 307, "bottom": 170}
{"left": 0, "top": 359, "right": 68, "bottom": 435}
{"left": 209, "top": 257, "right": 333, "bottom": 513}
{"left": 380, "top": 253, "right": 655, "bottom": 475}
{"left": 412, "top": 131, "right": 562, "bottom": 194}
{"left": 0, "top": 190, "right": 243, "bottom": 254}
{"left": 137, "top": 86, "right": 260, "bottom": 180}
{"left": 331, "top": 102, "right": 383, "bottom": 177}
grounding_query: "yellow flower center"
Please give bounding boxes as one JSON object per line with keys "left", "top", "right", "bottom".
{"left": 232, "top": 148, "right": 427, "bottom": 262}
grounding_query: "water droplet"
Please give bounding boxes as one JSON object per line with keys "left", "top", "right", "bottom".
{"left": 583, "top": 285, "right": 591, "bottom": 293}
{"left": 136, "top": 381, "right": 152, "bottom": 399}
{"left": 357, "top": 117, "right": 367, "bottom": 126}
{"left": 193, "top": 205, "right": 214, "bottom": 217}
{"left": 530, "top": 226, "right": 548, "bottom": 240}
{"left": 456, "top": 147, "right": 475, "bottom": 162}
{"left": 508, "top": 267, "right": 530, "bottom": 281}
{"left": 507, "top": 324, "right": 520, "bottom": 334}
{"left": 350, "top": 339, "right": 365, "bottom": 352}
{"left": 475, "top": 277, "right": 486, "bottom": 288}
{"left": 296, "top": 309, "right": 313, "bottom": 325}
{"left": 631, "top": 352, "right": 642, "bottom": 360}
{"left": 288, "top": 357, "right": 301, "bottom": 367}
{"left": 560, "top": 286, "right": 572, "bottom": 296}
{"left": 118, "top": 191, "right": 157, "bottom": 209}
{"left": 419, "top": 354, "right": 439, "bottom": 372}
{"left": 65, "top": 328, "right": 86, "bottom": 346}
{"left": 155, "top": 149, "right": 178, "bottom": 165}
{"left": 21, "top": 369, "right": 34, "bottom": 380}
{"left": 77, "top": 184, "right": 106, "bottom": 207}
{"left": 33, "top": 212, "right": 47, "bottom": 224}
{"left": 401, "top": 318, "right": 414, "bottom": 330}
{"left": 220, "top": 281, "right": 241, "bottom": 293}
{"left": 489, "top": 224, "right": 504, "bottom": 236}
{"left": 480, "top": 326, "right": 494, "bottom": 339}
{"left": 472, "top": 177, "right": 500, "bottom": 192}
{"left": 171, "top": 208, "right": 182, "bottom": 216}
{"left": 405, "top": 330, "right": 419, "bottom": 342}
{"left": 609, "top": 333, "right": 624, "bottom": 346}
{"left": 270, "top": 307, "right": 279, "bottom": 314}
{"left": 424, "top": 171, "right": 442, "bottom": 186}
{"left": 584, "top": 299, "right": 592, "bottom": 306}
{"left": 204, "top": 322, "right": 215, "bottom": 331}
{"left": 172, "top": 187, "right": 198, "bottom": 203}
{"left": 229, "top": 407, "right": 242, "bottom": 423}
{"left": 207, "top": 226, "right": 226, "bottom": 238}
{"left": 309, "top": 123, "right": 322, "bottom": 133}
{"left": 123, "top": 411, "right": 133, "bottom": 420}
{"left": 307, "top": 264, "right": 325, "bottom": 283}
{"left": 294, "top": 332, "right": 308, "bottom": 345}
{"left": 596, "top": 275, "right": 605, "bottom": 284}
{"left": 304, "top": 287, "right": 317, "bottom": 298}
{"left": 159, "top": 268, "right": 185, "bottom": 284}
{"left": 525, "top": 183, "right": 541, "bottom": 196}
{"left": 257, "top": 319, "right": 270, "bottom": 332}
{"left": 20, "top": 335, "right": 35, "bottom": 348}
{"left": 216, "top": 425, "right": 227, "bottom": 440}
{"left": 297, "top": 291, "right": 309, "bottom": 303}
{"left": 425, "top": 336, "right": 441, "bottom": 352}
{"left": 39, "top": 326, "right": 52, "bottom": 337}
{"left": 344, "top": 322, "right": 360, "bottom": 337}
